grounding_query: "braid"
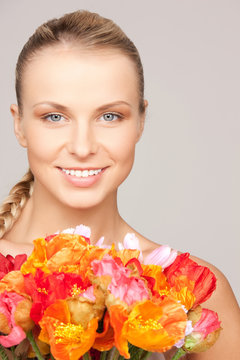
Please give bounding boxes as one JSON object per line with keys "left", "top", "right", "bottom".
{"left": 0, "top": 169, "right": 34, "bottom": 238}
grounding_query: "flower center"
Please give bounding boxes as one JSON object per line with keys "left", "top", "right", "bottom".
{"left": 54, "top": 322, "right": 84, "bottom": 344}
{"left": 129, "top": 315, "right": 163, "bottom": 331}
{"left": 37, "top": 287, "right": 48, "bottom": 295}
{"left": 70, "top": 283, "right": 82, "bottom": 296}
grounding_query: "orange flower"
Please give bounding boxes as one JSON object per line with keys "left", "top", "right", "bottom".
{"left": 109, "top": 298, "right": 187, "bottom": 358}
{"left": 116, "top": 249, "right": 141, "bottom": 266}
{"left": 142, "top": 265, "right": 195, "bottom": 309}
{"left": 142, "top": 264, "right": 169, "bottom": 295}
{"left": 21, "top": 234, "right": 90, "bottom": 276}
{"left": 169, "top": 285, "right": 196, "bottom": 311}
{"left": 0, "top": 271, "right": 30, "bottom": 299}
{"left": 20, "top": 238, "right": 49, "bottom": 276}
{"left": 109, "top": 304, "right": 129, "bottom": 358}
{"left": 39, "top": 300, "right": 98, "bottom": 360}
{"left": 93, "top": 311, "right": 115, "bottom": 351}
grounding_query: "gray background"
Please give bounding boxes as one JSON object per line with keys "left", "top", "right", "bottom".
{"left": 0, "top": 0, "right": 239, "bottom": 302}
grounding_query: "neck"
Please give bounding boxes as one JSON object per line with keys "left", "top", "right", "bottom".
{"left": 7, "top": 184, "right": 128, "bottom": 246}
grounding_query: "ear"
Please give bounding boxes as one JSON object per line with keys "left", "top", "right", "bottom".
{"left": 136, "top": 99, "right": 148, "bottom": 143}
{"left": 10, "top": 104, "right": 27, "bottom": 147}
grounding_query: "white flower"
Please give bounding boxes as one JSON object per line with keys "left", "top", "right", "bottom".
{"left": 61, "top": 224, "right": 91, "bottom": 237}
{"left": 144, "top": 245, "right": 177, "bottom": 269}
{"left": 118, "top": 233, "right": 143, "bottom": 262}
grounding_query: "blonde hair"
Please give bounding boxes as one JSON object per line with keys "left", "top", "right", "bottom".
{"left": 0, "top": 170, "right": 34, "bottom": 238}
{"left": 1, "top": 10, "right": 145, "bottom": 238}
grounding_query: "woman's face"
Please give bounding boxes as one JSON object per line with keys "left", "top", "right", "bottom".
{"left": 12, "top": 46, "right": 146, "bottom": 209}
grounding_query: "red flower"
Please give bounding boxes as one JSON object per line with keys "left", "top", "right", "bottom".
{"left": 0, "top": 253, "right": 27, "bottom": 280}
{"left": 24, "top": 269, "right": 89, "bottom": 322}
{"left": 164, "top": 253, "right": 216, "bottom": 307}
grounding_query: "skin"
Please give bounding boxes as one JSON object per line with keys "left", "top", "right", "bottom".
{"left": 1, "top": 45, "right": 240, "bottom": 359}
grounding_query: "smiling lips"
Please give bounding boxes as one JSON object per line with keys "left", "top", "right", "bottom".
{"left": 61, "top": 168, "right": 102, "bottom": 178}
{"left": 59, "top": 167, "right": 105, "bottom": 187}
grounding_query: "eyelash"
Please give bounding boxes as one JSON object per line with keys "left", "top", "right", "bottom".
{"left": 41, "top": 113, "right": 66, "bottom": 123}
{"left": 41, "top": 112, "right": 123, "bottom": 123}
{"left": 99, "top": 112, "right": 123, "bottom": 122}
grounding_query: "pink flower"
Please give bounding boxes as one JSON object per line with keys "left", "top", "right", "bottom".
{"left": 193, "top": 308, "right": 221, "bottom": 339}
{"left": 108, "top": 275, "right": 149, "bottom": 306}
{"left": 92, "top": 255, "right": 149, "bottom": 306}
{"left": 144, "top": 245, "right": 177, "bottom": 268}
{"left": 0, "top": 292, "right": 29, "bottom": 347}
{"left": 92, "top": 255, "right": 131, "bottom": 278}
{"left": 183, "top": 306, "right": 221, "bottom": 353}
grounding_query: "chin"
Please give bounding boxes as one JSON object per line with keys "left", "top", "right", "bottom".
{"left": 55, "top": 189, "right": 114, "bottom": 210}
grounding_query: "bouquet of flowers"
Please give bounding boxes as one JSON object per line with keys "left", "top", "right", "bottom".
{"left": 0, "top": 225, "right": 221, "bottom": 360}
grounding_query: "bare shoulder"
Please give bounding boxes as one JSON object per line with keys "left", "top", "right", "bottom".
{"left": 190, "top": 254, "right": 239, "bottom": 308}
{"left": 186, "top": 255, "right": 240, "bottom": 359}
{"left": 130, "top": 228, "right": 240, "bottom": 359}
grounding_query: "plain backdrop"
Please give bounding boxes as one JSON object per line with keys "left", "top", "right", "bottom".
{"left": 0, "top": 0, "right": 239, "bottom": 303}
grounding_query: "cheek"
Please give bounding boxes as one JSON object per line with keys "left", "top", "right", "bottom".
{"left": 107, "top": 126, "right": 137, "bottom": 159}
{"left": 24, "top": 127, "right": 61, "bottom": 167}
{"left": 106, "top": 126, "right": 138, "bottom": 182}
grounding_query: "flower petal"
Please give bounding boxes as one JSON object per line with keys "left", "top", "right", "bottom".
{"left": 0, "top": 323, "right": 26, "bottom": 347}
{"left": 144, "top": 245, "right": 177, "bottom": 268}
{"left": 39, "top": 300, "right": 98, "bottom": 360}
{"left": 123, "top": 299, "right": 187, "bottom": 353}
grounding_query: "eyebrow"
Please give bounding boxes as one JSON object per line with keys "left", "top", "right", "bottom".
{"left": 33, "top": 101, "right": 132, "bottom": 112}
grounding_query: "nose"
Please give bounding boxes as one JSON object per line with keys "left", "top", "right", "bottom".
{"left": 67, "top": 120, "right": 98, "bottom": 158}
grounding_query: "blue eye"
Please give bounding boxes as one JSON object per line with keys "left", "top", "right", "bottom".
{"left": 101, "top": 113, "right": 120, "bottom": 122}
{"left": 44, "top": 114, "right": 64, "bottom": 122}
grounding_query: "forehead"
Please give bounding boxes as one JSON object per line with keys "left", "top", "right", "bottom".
{"left": 21, "top": 45, "right": 139, "bottom": 109}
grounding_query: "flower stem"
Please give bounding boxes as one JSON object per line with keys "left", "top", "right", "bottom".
{"left": 11, "top": 347, "right": 17, "bottom": 360}
{"left": 106, "top": 347, "right": 118, "bottom": 360}
{"left": 83, "top": 352, "right": 92, "bottom": 360}
{"left": 171, "top": 348, "right": 187, "bottom": 360}
{"left": 100, "top": 351, "right": 108, "bottom": 360}
{"left": 141, "top": 351, "right": 151, "bottom": 360}
{"left": 26, "top": 331, "right": 45, "bottom": 360}
{"left": 0, "top": 344, "right": 8, "bottom": 360}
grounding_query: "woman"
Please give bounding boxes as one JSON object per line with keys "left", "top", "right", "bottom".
{"left": 0, "top": 10, "right": 239, "bottom": 359}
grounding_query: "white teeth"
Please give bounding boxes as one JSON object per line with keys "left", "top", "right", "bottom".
{"left": 62, "top": 168, "right": 102, "bottom": 178}
{"left": 82, "top": 170, "right": 88, "bottom": 178}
